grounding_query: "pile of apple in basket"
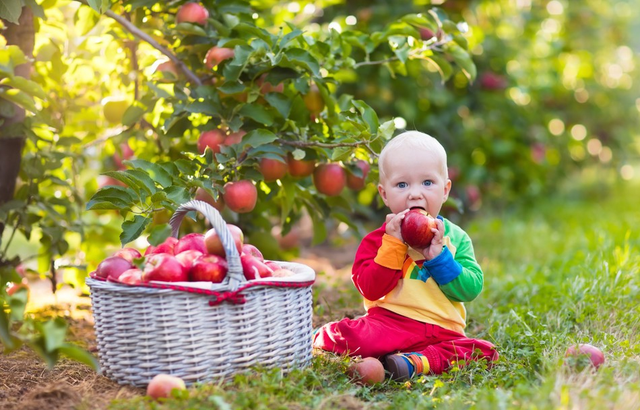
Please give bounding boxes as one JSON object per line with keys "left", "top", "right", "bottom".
{"left": 89, "top": 223, "right": 292, "bottom": 285}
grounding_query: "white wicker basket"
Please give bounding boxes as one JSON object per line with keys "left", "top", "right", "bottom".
{"left": 86, "top": 200, "right": 315, "bottom": 387}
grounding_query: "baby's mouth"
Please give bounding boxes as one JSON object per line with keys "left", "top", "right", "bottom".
{"left": 409, "top": 206, "right": 426, "bottom": 211}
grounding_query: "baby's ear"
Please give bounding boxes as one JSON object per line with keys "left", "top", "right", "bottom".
{"left": 443, "top": 179, "right": 452, "bottom": 202}
{"left": 377, "top": 183, "right": 389, "bottom": 206}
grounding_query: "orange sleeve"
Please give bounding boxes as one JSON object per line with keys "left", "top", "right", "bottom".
{"left": 373, "top": 234, "right": 408, "bottom": 270}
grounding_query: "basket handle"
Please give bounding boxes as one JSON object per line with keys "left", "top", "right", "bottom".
{"left": 169, "top": 200, "right": 244, "bottom": 291}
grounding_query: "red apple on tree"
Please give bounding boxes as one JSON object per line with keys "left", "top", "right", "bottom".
{"left": 95, "top": 256, "right": 134, "bottom": 281}
{"left": 197, "top": 129, "right": 226, "bottom": 154}
{"left": 401, "top": 208, "right": 438, "bottom": 248}
{"left": 204, "top": 224, "right": 244, "bottom": 257}
{"left": 259, "top": 157, "right": 288, "bottom": 182}
{"left": 223, "top": 180, "right": 257, "bottom": 213}
{"left": 205, "top": 46, "right": 235, "bottom": 69}
{"left": 565, "top": 344, "right": 605, "bottom": 369}
{"left": 190, "top": 254, "right": 228, "bottom": 282}
{"left": 287, "top": 154, "right": 316, "bottom": 178}
{"left": 174, "top": 233, "right": 207, "bottom": 254}
{"left": 176, "top": 2, "right": 209, "bottom": 25}
{"left": 143, "top": 254, "right": 188, "bottom": 282}
{"left": 346, "top": 159, "right": 371, "bottom": 191}
{"left": 113, "top": 142, "right": 134, "bottom": 170}
{"left": 313, "top": 163, "right": 346, "bottom": 196}
{"left": 224, "top": 129, "right": 246, "bottom": 145}
{"left": 195, "top": 187, "right": 224, "bottom": 211}
{"left": 154, "top": 60, "right": 179, "bottom": 82}
{"left": 147, "top": 374, "right": 186, "bottom": 400}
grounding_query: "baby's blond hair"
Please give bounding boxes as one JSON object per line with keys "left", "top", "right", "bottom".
{"left": 378, "top": 131, "right": 448, "bottom": 181}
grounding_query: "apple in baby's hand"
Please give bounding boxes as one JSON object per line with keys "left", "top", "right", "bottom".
{"left": 113, "top": 247, "right": 142, "bottom": 263}
{"left": 241, "top": 244, "right": 264, "bottom": 261}
{"left": 118, "top": 268, "right": 144, "bottom": 285}
{"left": 241, "top": 253, "right": 274, "bottom": 280}
{"left": 174, "top": 233, "right": 207, "bottom": 254}
{"left": 96, "top": 256, "right": 133, "bottom": 281}
{"left": 143, "top": 253, "right": 188, "bottom": 282}
{"left": 565, "top": 343, "right": 605, "bottom": 370}
{"left": 190, "top": 254, "right": 228, "bottom": 282}
{"left": 401, "top": 208, "right": 438, "bottom": 248}
{"left": 146, "top": 373, "right": 186, "bottom": 400}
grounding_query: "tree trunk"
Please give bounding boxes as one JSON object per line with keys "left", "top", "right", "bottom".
{"left": 0, "top": 7, "right": 34, "bottom": 240}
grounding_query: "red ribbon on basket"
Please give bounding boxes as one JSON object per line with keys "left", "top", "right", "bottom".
{"left": 208, "top": 290, "right": 247, "bottom": 306}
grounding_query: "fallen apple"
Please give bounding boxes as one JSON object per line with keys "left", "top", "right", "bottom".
{"left": 143, "top": 253, "right": 188, "bottom": 282}
{"left": 96, "top": 256, "right": 133, "bottom": 281}
{"left": 146, "top": 373, "right": 186, "bottom": 400}
{"left": 401, "top": 208, "right": 438, "bottom": 248}
{"left": 174, "top": 233, "right": 207, "bottom": 254}
{"left": 565, "top": 343, "right": 605, "bottom": 370}
{"left": 190, "top": 254, "right": 228, "bottom": 283}
{"left": 346, "top": 357, "right": 385, "bottom": 385}
{"left": 204, "top": 224, "right": 244, "bottom": 257}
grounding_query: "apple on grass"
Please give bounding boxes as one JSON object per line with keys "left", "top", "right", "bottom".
{"left": 347, "top": 357, "right": 385, "bottom": 386}
{"left": 401, "top": 208, "right": 438, "bottom": 248}
{"left": 204, "top": 224, "right": 244, "bottom": 257}
{"left": 565, "top": 344, "right": 605, "bottom": 370}
{"left": 96, "top": 256, "right": 134, "bottom": 281}
{"left": 143, "top": 254, "right": 188, "bottom": 282}
{"left": 190, "top": 254, "right": 228, "bottom": 283}
{"left": 147, "top": 374, "right": 186, "bottom": 400}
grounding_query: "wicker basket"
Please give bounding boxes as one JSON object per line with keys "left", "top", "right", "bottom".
{"left": 86, "top": 200, "right": 315, "bottom": 387}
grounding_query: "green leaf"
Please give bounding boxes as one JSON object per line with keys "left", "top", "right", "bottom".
{"left": 122, "top": 104, "right": 146, "bottom": 127}
{"left": 0, "top": 76, "right": 47, "bottom": 100}
{"left": 86, "top": 0, "right": 110, "bottom": 13}
{"left": 241, "top": 129, "right": 278, "bottom": 150}
{"left": 278, "top": 29, "right": 303, "bottom": 49}
{"left": 282, "top": 48, "right": 320, "bottom": 76}
{"left": 352, "top": 100, "right": 379, "bottom": 136}
{"left": 0, "top": 88, "right": 37, "bottom": 113}
{"left": 40, "top": 318, "right": 68, "bottom": 353}
{"left": 264, "top": 92, "right": 292, "bottom": 119}
{"left": 74, "top": 5, "right": 100, "bottom": 36}
{"left": 0, "top": 308, "right": 21, "bottom": 353}
{"left": 58, "top": 344, "right": 100, "bottom": 371}
{"left": 127, "top": 160, "right": 173, "bottom": 188}
{"left": 86, "top": 186, "right": 136, "bottom": 210}
{"left": 0, "top": 0, "right": 23, "bottom": 24}
{"left": 104, "top": 170, "right": 157, "bottom": 195}
{"left": 446, "top": 43, "right": 477, "bottom": 82}
{"left": 239, "top": 104, "right": 274, "bottom": 126}
{"left": 426, "top": 55, "right": 453, "bottom": 82}
{"left": 120, "top": 215, "right": 151, "bottom": 246}
{"left": 307, "top": 205, "right": 328, "bottom": 245}
{"left": 0, "top": 45, "right": 28, "bottom": 73}
{"left": 233, "top": 23, "right": 273, "bottom": 46}
{"left": 147, "top": 223, "right": 172, "bottom": 246}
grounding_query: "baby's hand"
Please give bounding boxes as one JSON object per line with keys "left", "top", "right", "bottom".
{"left": 417, "top": 218, "right": 446, "bottom": 261}
{"left": 384, "top": 210, "right": 409, "bottom": 242}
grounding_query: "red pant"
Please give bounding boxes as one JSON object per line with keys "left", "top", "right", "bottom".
{"left": 313, "top": 307, "right": 498, "bottom": 374}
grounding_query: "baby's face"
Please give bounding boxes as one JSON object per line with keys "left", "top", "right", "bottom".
{"left": 378, "top": 147, "right": 451, "bottom": 216}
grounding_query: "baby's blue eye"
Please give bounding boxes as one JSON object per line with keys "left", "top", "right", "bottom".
{"left": 422, "top": 180, "right": 433, "bottom": 186}
{"left": 397, "top": 182, "right": 408, "bottom": 188}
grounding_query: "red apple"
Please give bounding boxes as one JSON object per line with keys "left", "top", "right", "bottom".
{"left": 197, "top": 129, "right": 226, "bottom": 154}
{"left": 287, "top": 154, "right": 316, "bottom": 178}
{"left": 224, "top": 129, "right": 246, "bottom": 145}
{"left": 175, "top": 250, "right": 204, "bottom": 274}
{"left": 223, "top": 180, "right": 257, "bottom": 213}
{"left": 479, "top": 72, "right": 508, "bottom": 90}
{"left": 313, "top": 163, "right": 346, "bottom": 196}
{"left": 259, "top": 157, "right": 288, "bottom": 182}
{"left": 265, "top": 261, "right": 281, "bottom": 272}
{"left": 143, "top": 253, "right": 188, "bottom": 282}
{"left": 401, "top": 208, "right": 438, "bottom": 248}
{"left": 240, "top": 253, "right": 274, "bottom": 280}
{"left": 418, "top": 27, "right": 435, "bottom": 41}
{"left": 118, "top": 268, "right": 144, "bottom": 285}
{"left": 204, "top": 224, "right": 244, "bottom": 257}
{"left": 95, "top": 256, "right": 134, "bottom": 281}
{"left": 195, "top": 187, "right": 224, "bottom": 211}
{"left": 147, "top": 374, "right": 186, "bottom": 400}
{"left": 112, "top": 247, "right": 142, "bottom": 263}
{"left": 272, "top": 268, "right": 295, "bottom": 278}
{"left": 97, "top": 175, "right": 126, "bottom": 188}
{"left": 241, "top": 244, "right": 264, "bottom": 261}
{"left": 146, "top": 237, "right": 179, "bottom": 256}
{"left": 113, "top": 143, "right": 134, "bottom": 170}
{"left": 347, "top": 357, "right": 385, "bottom": 386}
{"left": 257, "top": 74, "right": 284, "bottom": 94}
{"left": 565, "top": 344, "right": 605, "bottom": 369}
{"left": 174, "top": 233, "right": 207, "bottom": 254}
{"left": 346, "top": 160, "right": 371, "bottom": 191}
{"left": 154, "top": 60, "right": 179, "bottom": 82}
{"left": 190, "top": 254, "right": 228, "bottom": 282}
{"left": 176, "top": 2, "right": 209, "bottom": 25}
{"left": 205, "top": 46, "right": 235, "bottom": 69}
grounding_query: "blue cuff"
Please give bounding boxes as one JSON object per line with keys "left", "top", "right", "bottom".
{"left": 420, "top": 246, "right": 462, "bottom": 285}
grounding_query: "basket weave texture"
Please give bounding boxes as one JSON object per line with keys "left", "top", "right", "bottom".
{"left": 86, "top": 200, "right": 315, "bottom": 387}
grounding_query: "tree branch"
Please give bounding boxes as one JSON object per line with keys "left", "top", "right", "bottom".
{"left": 275, "top": 138, "right": 379, "bottom": 158}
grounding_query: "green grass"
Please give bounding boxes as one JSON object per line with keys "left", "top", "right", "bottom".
{"left": 108, "top": 177, "right": 640, "bottom": 410}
